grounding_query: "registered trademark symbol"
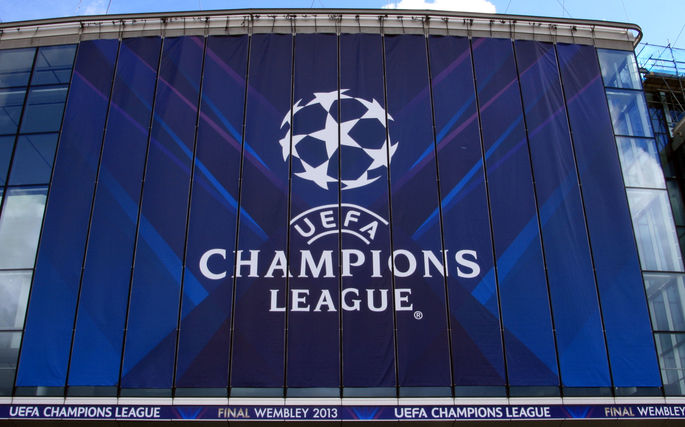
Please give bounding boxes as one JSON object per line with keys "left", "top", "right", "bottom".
{"left": 414, "top": 311, "right": 423, "bottom": 320}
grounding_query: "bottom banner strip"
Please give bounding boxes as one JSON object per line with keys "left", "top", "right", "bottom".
{"left": 2, "top": 404, "right": 685, "bottom": 421}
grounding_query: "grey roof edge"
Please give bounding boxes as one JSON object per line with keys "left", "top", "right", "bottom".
{"left": 0, "top": 8, "right": 642, "bottom": 48}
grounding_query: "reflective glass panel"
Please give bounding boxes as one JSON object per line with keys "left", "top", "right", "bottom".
{"left": 20, "top": 85, "right": 68, "bottom": 134}
{"left": 668, "top": 180, "right": 685, "bottom": 227}
{"left": 0, "top": 270, "right": 31, "bottom": 329}
{"left": 0, "top": 332, "right": 21, "bottom": 372}
{"left": 0, "top": 332, "right": 21, "bottom": 380}
{"left": 0, "top": 48, "right": 35, "bottom": 88}
{"left": 0, "top": 187, "right": 47, "bottom": 269}
{"left": 598, "top": 49, "right": 641, "bottom": 89}
{"left": 606, "top": 89, "right": 653, "bottom": 137}
{"left": 655, "top": 333, "right": 685, "bottom": 395}
{"left": 627, "top": 188, "right": 685, "bottom": 272}
{"left": 9, "top": 133, "right": 58, "bottom": 185}
{"left": 0, "top": 135, "right": 14, "bottom": 185}
{"left": 0, "top": 88, "right": 26, "bottom": 135}
{"left": 645, "top": 273, "right": 685, "bottom": 331}
{"left": 31, "top": 45, "right": 76, "bottom": 86}
{"left": 616, "top": 137, "right": 666, "bottom": 188}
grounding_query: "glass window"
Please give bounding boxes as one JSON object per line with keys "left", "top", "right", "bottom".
{"left": 9, "top": 133, "right": 58, "bottom": 185}
{"left": 645, "top": 273, "right": 685, "bottom": 331}
{"left": 0, "top": 88, "right": 26, "bottom": 135}
{"left": 617, "top": 137, "right": 666, "bottom": 189}
{"left": 679, "top": 226, "right": 685, "bottom": 262}
{"left": 668, "top": 180, "right": 685, "bottom": 227}
{"left": 607, "top": 89, "right": 654, "bottom": 138}
{"left": 31, "top": 45, "right": 76, "bottom": 86}
{"left": 0, "top": 187, "right": 47, "bottom": 269}
{"left": 655, "top": 333, "right": 685, "bottom": 395}
{"left": 0, "top": 48, "right": 35, "bottom": 88}
{"left": 0, "top": 135, "right": 14, "bottom": 186}
{"left": 598, "top": 49, "right": 641, "bottom": 90}
{"left": 627, "top": 188, "right": 685, "bottom": 272}
{"left": 0, "top": 271, "right": 31, "bottom": 329}
{"left": 19, "top": 85, "right": 68, "bottom": 134}
{"left": 0, "top": 332, "right": 21, "bottom": 394}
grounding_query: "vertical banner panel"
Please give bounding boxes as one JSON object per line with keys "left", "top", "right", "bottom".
{"left": 384, "top": 34, "right": 451, "bottom": 389}
{"left": 121, "top": 37, "right": 204, "bottom": 389}
{"left": 69, "top": 37, "right": 161, "bottom": 387}
{"left": 427, "top": 36, "right": 505, "bottom": 387}
{"left": 17, "top": 39, "right": 118, "bottom": 387}
{"left": 175, "top": 35, "right": 248, "bottom": 389}
{"left": 515, "top": 40, "right": 607, "bottom": 388}
{"left": 557, "top": 43, "right": 660, "bottom": 387}
{"left": 230, "top": 34, "right": 292, "bottom": 388}
{"left": 339, "top": 33, "right": 395, "bottom": 389}
{"left": 286, "top": 33, "right": 340, "bottom": 389}
{"left": 471, "top": 38, "right": 558, "bottom": 386}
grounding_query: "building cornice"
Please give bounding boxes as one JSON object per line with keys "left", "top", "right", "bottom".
{"left": 0, "top": 8, "right": 641, "bottom": 51}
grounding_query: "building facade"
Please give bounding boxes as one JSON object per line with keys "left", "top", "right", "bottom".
{"left": 0, "top": 9, "right": 683, "bottom": 423}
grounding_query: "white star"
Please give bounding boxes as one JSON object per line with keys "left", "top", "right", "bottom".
{"left": 280, "top": 131, "right": 307, "bottom": 161}
{"left": 295, "top": 159, "right": 337, "bottom": 190}
{"left": 288, "top": 134, "right": 306, "bottom": 161}
{"left": 340, "top": 118, "right": 361, "bottom": 149}
{"left": 308, "top": 113, "right": 339, "bottom": 158}
{"left": 306, "top": 89, "right": 351, "bottom": 112}
{"left": 388, "top": 141, "right": 398, "bottom": 160}
{"left": 278, "top": 133, "right": 290, "bottom": 161}
{"left": 281, "top": 99, "right": 305, "bottom": 127}
{"left": 364, "top": 140, "right": 399, "bottom": 171}
{"left": 364, "top": 145, "right": 389, "bottom": 171}
{"left": 359, "top": 98, "right": 393, "bottom": 123}
{"left": 342, "top": 172, "right": 380, "bottom": 190}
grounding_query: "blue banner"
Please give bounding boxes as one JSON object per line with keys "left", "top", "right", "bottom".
{"left": 69, "top": 37, "right": 161, "bottom": 388}
{"left": 516, "top": 40, "right": 608, "bottom": 388}
{"left": 121, "top": 36, "right": 204, "bottom": 389}
{"left": 339, "top": 33, "right": 396, "bottom": 390}
{"left": 384, "top": 34, "right": 451, "bottom": 390}
{"left": 17, "top": 39, "right": 118, "bottom": 387}
{"left": 428, "top": 35, "right": 505, "bottom": 388}
{"left": 175, "top": 35, "right": 248, "bottom": 389}
{"left": 472, "top": 38, "right": 558, "bottom": 387}
{"left": 230, "top": 34, "right": 292, "bottom": 389}
{"left": 286, "top": 33, "right": 340, "bottom": 389}
{"left": 557, "top": 43, "right": 660, "bottom": 387}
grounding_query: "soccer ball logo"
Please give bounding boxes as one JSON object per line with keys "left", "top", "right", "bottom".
{"left": 279, "top": 89, "right": 398, "bottom": 190}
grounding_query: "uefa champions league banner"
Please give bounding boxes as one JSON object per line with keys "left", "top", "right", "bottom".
{"left": 2, "top": 404, "right": 685, "bottom": 421}
{"left": 16, "top": 32, "right": 660, "bottom": 391}
{"left": 197, "top": 32, "right": 486, "bottom": 389}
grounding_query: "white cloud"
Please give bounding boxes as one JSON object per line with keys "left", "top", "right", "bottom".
{"left": 81, "top": 0, "right": 107, "bottom": 16}
{"left": 383, "top": 0, "right": 496, "bottom": 14}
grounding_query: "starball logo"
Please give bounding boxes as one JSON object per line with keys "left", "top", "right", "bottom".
{"left": 279, "top": 89, "right": 397, "bottom": 190}
{"left": 199, "top": 91, "right": 482, "bottom": 315}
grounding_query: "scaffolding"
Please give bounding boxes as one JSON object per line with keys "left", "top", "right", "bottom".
{"left": 638, "top": 43, "right": 685, "bottom": 77}
{"left": 639, "top": 44, "right": 685, "bottom": 150}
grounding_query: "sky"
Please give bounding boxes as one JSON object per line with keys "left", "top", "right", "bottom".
{"left": 0, "top": 0, "right": 683, "bottom": 51}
